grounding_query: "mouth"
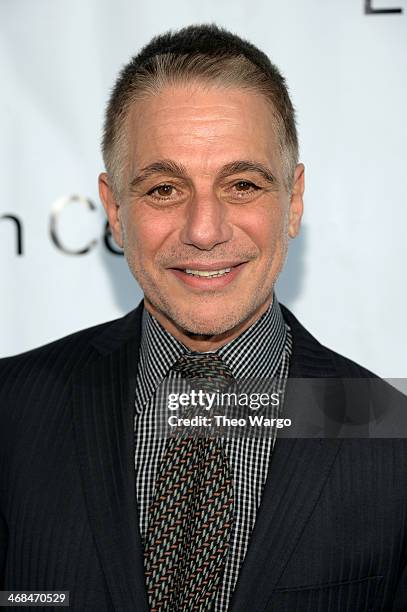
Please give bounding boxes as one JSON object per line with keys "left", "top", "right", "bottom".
{"left": 168, "top": 261, "right": 248, "bottom": 289}
{"left": 184, "top": 267, "right": 232, "bottom": 278}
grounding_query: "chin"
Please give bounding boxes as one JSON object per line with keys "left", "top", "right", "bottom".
{"left": 160, "top": 297, "right": 261, "bottom": 338}
{"left": 175, "top": 315, "right": 236, "bottom": 337}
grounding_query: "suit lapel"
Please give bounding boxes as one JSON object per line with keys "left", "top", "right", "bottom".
{"left": 72, "top": 304, "right": 149, "bottom": 612}
{"left": 230, "top": 439, "right": 342, "bottom": 612}
{"left": 230, "top": 305, "right": 344, "bottom": 612}
{"left": 70, "top": 301, "right": 347, "bottom": 611}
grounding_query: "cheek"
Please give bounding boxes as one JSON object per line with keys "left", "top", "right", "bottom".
{"left": 234, "top": 202, "right": 287, "bottom": 255}
{"left": 123, "top": 208, "right": 177, "bottom": 262}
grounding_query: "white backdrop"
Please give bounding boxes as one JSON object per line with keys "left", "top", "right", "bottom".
{"left": 1, "top": 0, "right": 406, "bottom": 377}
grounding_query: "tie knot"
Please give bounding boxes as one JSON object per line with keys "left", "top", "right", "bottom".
{"left": 171, "top": 352, "right": 234, "bottom": 385}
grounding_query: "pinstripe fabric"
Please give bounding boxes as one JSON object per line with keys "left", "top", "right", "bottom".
{"left": 0, "top": 302, "right": 406, "bottom": 611}
{"left": 0, "top": 319, "right": 141, "bottom": 609}
{"left": 134, "top": 297, "right": 292, "bottom": 610}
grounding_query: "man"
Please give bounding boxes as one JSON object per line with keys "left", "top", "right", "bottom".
{"left": 0, "top": 24, "right": 406, "bottom": 611}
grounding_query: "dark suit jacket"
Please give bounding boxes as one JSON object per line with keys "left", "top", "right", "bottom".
{"left": 0, "top": 302, "right": 406, "bottom": 611}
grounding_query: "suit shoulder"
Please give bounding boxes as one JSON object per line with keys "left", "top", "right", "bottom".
{"left": 0, "top": 307, "right": 142, "bottom": 440}
{"left": 305, "top": 333, "right": 406, "bottom": 409}
{"left": 280, "top": 302, "right": 378, "bottom": 378}
{"left": 320, "top": 344, "right": 378, "bottom": 378}
{"left": 280, "top": 303, "right": 403, "bottom": 403}
{"left": 0, "top": 318, "right": 116, "bottom": 371}
{"left": 0, "top": 305, "right": 142, "bottom": 388}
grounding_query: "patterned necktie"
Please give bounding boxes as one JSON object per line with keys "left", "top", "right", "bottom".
{"left": 144, "top": 353, "right": 235, "bottom": 612}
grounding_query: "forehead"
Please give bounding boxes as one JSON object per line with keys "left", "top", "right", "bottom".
{"left": 125, "top": 84, "right": 282, "bottom": 178}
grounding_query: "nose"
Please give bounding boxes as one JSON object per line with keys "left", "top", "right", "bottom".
{"left": 180, "top": 189, "right": 232, "bottom": 250}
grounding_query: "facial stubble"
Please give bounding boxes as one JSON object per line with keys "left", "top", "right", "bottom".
{"left": 120, "top": 215, "right": 290, "bottom": 339}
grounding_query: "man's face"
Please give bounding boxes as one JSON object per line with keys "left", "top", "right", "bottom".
{"left": 100, "top": 83, "right": 304, "bottom": 343}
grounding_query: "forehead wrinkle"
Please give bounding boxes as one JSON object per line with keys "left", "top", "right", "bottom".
{"left": 127, "top": 87, "right": 285, "bottom": 182}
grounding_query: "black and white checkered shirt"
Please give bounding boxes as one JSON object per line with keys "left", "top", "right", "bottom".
{"left": 134, "top": 296, "right": 292, "bottom": 611}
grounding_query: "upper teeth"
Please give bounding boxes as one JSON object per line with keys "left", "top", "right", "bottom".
{"left": 185, "top": 268, "right": 231, "bottom": 277}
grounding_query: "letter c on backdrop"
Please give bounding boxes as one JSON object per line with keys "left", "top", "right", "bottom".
{"left": 50, "top": 195, "right": 98, "bottom": 255}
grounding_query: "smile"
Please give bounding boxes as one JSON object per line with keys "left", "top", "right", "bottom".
{"left": 184, "top": 268, "right": 231, "bottom": 278}
{"left": 169, "top": 262, "right": 247, "bottom": 289}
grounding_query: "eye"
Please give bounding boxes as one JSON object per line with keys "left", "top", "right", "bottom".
{"left": 234, "top": 180, "right": 257, "bottom": 192}
{"left": 147, "top": 184, "right": 176, "bottom": 198}
{"left": 227, "top": 180, "right": 261, "bottom": 200}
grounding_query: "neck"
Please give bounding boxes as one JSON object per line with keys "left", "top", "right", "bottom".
{"left": 143, "top": 296, "right": 273, "bottom": 352}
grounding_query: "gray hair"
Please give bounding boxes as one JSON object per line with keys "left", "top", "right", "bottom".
{"left": 102, "top": 25, "right": 299, "bottom": 198}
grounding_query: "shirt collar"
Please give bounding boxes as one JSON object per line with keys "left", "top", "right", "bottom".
{"left": 135, "top": 294, "right": 288, "bottom": 407}
{"left": 217, "top": 295, "right": 287, "bottom": 379}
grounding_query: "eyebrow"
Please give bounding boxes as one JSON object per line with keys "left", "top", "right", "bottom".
{"left": 130, "top": 160, "right": 188, "bottom": 190}
{"left": 129, "top": 158, "right": 278, "bottom": 190}
{"left": 217, "top": 160, "right": 278, "bottom": 186}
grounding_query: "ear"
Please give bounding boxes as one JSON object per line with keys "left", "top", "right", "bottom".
{"left": 98, "top": 172, "right": 124, "bottom": 248}
{"left": 288, "top": 163, "right": 305, "bottom": 238}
